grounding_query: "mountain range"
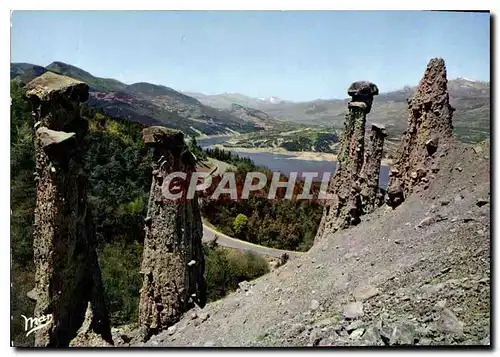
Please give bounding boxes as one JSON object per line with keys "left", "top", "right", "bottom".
{"left": 11, "top": 62, "right": 262, "bottom": 137}
{"left": 187, "top": 78, "right": 490, "bottom": 143}
{"left": 11, "top": 61, "right": 490, "bottom": 143}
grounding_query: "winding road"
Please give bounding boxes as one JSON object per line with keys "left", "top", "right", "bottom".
{"left": 199, "top": 159, "right": 303, "bottom": 259}
{"left": 202, "top": 224, "right": 303, "bottom": 259}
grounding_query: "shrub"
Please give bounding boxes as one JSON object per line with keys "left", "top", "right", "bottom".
{"left": 98, "top": 241, "right": 143, "bottom": 326}
{"left": 203, "top": 243, "right": 269, "bottom": 302}
{"left": 232, "top": 213, "right": 249, "bottom": 237}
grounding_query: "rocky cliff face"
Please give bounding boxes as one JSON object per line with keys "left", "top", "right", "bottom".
{"left": 387, "top": 58, "right": 455, "bottom": 208}
{"left": 359, "top": 123, "right": 387, "bottom": 214}
{"left": 24, "top": 72, "right": 112, "bottom": 347}
{"left": 138, "top": 126, "right": 206, "bottom": 338}
{"left": 316, "top": 81, "right": 379, "bottom": 240}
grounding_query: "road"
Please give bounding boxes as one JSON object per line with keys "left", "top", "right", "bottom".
{"left": 202, "top": 224, "right": 303, "bottom": 259}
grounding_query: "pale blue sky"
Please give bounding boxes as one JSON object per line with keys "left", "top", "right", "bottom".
{"left": 11, "top": 11, "right": 490, "bottom": 101}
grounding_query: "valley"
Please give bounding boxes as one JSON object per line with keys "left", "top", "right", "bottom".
{"left": 11, "top": 62, "right": 490, "bottom": 155}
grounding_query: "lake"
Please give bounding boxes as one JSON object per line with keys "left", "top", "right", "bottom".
{"left": 198, "top": 137, "right": 390, "bottom": 188}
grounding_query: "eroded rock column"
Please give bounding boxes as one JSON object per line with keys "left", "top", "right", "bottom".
{"left": 316, "top": 81, "right": 379, "bottom": 241}
{"left": 386, "top": 58, "right": 455, "bottom": 208}
{"left": 359, "top": 123, "right": 387, "bottom": 214}
{"left": 24, "top": 72, "right": 112, "bottom": 347}
{"left": 138, "top": 126, "right": 206, "bottom": 337}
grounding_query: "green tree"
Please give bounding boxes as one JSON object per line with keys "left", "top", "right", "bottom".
{"left": 233, "top": 213, "right": 249, "bottom": 237}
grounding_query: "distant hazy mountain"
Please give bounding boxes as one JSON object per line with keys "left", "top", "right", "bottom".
{"left": 11, "top": 62, "right": 261, "bottom": 137}
{"left": 257, "top": 96, "right": 284, "bottom": 104}
{"left": 11, "top": 61, "right": 489, "bottom": 143}
{"left": 224, "top": 103, "right": 284, "bottom": 130}
{"left": 184, "top": 92, "right": 288, "bottom": 110}
{"left": 188, "top": 77, "right": 490, "bottom": 144}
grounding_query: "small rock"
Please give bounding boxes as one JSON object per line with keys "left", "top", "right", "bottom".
{"left": 343, "top": 302, "right": 364, "bottom": 319}
{"left": 187, "top": 260, "right": 196, "bottom": 267}
{"left": 425, "top": 137, "right": 439, "bottom": 155}
{"left": 455, "top": 167, "right": 463, "bottom": 172}
{"left": 291, "top": 323, "right": 306, "bottom": 334}
{"left": 331, "top": 324, "right": 343, "bottom": 332}
{"left": 167, "top": 326, "right": 176, "bottom": 335}
{"left": 37, "top": 127, "right": 76, "bottom": 148}
{"left": 454, "top": 194, "right": 464, "bottom": 203}
{"left": 481, "top": 334, "right": 490, "bottom": 345}
{"left": 314, "top": 318, "right": 335, "bottom": 328}
{"left": 362, "top": 326, "right": 384, "bottom": 345}
{"left": 310, "top": 299, "right": 320, "bottom": 311}
{"left": 419, "top": 338, "right": 434, "bottom": 345}
{"left": 379, "top": 325, "right": 393, "bottom": 345}
{"left": 318, "top": 336, "right": 335, "bottom": 346}
{"left": 353, "top": 284, "right": 380, "bottom": 302}
{"left": 476, "top": 199, "right": 489, "bottom": 207}
{"left": 346, "top": 320, "right": 364, "bottom": 332}
{"left": 350, "top": 328, "right": 365, "bottom": 339}
{"left": 441, "top": 267, "right": 451, "bottom": 274}
{"left": 394, "top": 239, "right": 401, "bottom": 244}
{"left": 26, "top": 288, "right": 37, "bottom": 302}
{"left": 338, "top": 329, "right": 349, "bottom": 337}
{"left": 199, "top": 312, "right": 210, "bottom": 322}
{"left": 438, "top": 308, "right": 464, "bottom": 335}
{"left": 434, "top": 299, "right": 447, "bottom": 310}
{"left": 390, "top": 322, "right": 416, "bottom": 345}
{"left": 417, "top": 216, "right": 434, "bottom": 228}
{"left": 440, "top": 199, "right": 450, "bottom": 206}
{"left": 238, "top": 281, "right": 251, "bottom": 291}
{"left": 50, "top": 166, "right": 56, "bottom": 173}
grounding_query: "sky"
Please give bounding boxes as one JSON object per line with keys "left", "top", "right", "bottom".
{"left": 11, "top": 11, "right": 490, "bottom": 102}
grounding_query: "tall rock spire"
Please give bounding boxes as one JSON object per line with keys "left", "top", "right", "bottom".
{"left": 24, "top": 72, "right": 112, "bottom": 347}
{"left": 386, "top": 58, "right": 455, "bottom": 208}
{"left": 315, "top": 81, "right": 379, "bottom": 241}
{"left": 138, "top": 126, "right": 206, "bottom": 339}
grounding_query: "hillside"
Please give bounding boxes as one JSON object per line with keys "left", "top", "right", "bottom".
{"left": 140, "top": 140, "right": 490, "bottom": 347}
{"left": 223, "top": 103, "right": 287, "bottom": 130}
{"left": 10, "top": 62, "right": 261, "bottom": 137}
{"left": 189, "top": 78, "right": 490, "bottom": 144}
